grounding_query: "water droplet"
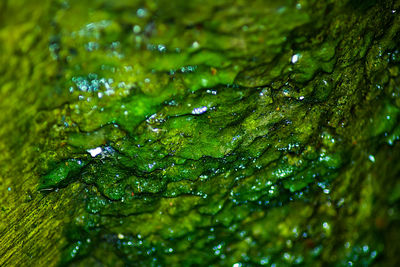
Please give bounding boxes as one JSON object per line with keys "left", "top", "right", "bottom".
{"left": 192, "top": 41, "right": 200, "bottom": 49}
{"left": 368, "top": 155, "right": 375, "bottom": 163}
{"left": 133, "top": 25, "right": 141, "bottom": 34}
{"left": 192, "top": 106, "right": 208, "bottom": 115}
{"left": 291, "top": 54, "right": 299, "bottom": 64}
{"left": 137, "top": 8, "right": 147, "bottom": 18}
{"left": 87, "top": 147, "right": 102, "bottom": 157}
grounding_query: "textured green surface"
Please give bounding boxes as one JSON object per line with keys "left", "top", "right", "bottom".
{"left": 1, "top": 0, "right": 400, "bottom": 266}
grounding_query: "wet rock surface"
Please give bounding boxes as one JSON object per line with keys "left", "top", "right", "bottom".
{"left": 1, "top": 0, "right": 400, "bottom": 266}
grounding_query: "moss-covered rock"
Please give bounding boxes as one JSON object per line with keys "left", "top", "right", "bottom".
{"left": 1, "top": 0, "right": 400, "bottom": 266}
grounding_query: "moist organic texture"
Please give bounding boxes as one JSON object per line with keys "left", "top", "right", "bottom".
{"left": 1, "top": 0, "right": 400, "bottom": 266}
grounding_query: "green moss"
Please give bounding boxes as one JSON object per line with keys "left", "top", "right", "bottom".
{"left": 40, "top": 159, "right": 86, "bottom": 190}
{"left": 1, "top": 0, "right": 400, "bottom": 266}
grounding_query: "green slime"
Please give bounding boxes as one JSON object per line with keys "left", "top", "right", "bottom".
{"left": 1, "top": 0, "right": 400, "bottom": 266}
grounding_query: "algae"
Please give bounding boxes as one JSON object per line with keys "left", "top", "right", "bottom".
{"left": 1, "top": 0, "right": 400, "bottom": 266}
